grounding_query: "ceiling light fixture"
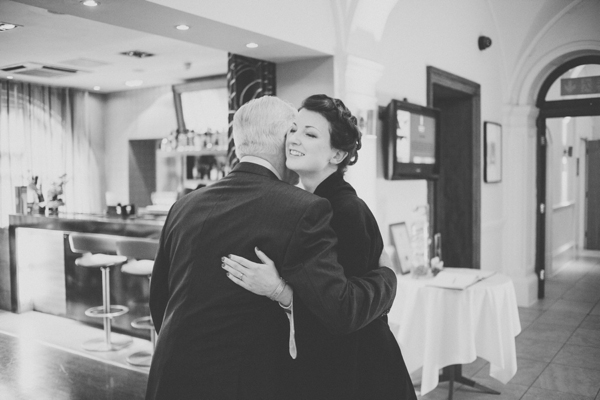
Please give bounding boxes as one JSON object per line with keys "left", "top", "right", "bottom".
{"left": 175, "top": 24, "right": 190, "bottom": 31}
{"left": 120, "top": 50, "right": 154, "bottom": 58}
{"left": 0, "top": 22, "right": 21, "bottom": 32}
{"left": 82, "top": 0, "right": 99, "bottom": 6}
{"left": 246, "top": 42, "right": 259, "bottom": 49}
{"left": 125, "top": 80, "right": 143, "bottom": 87}
{"left": 93, "top": 86, "right": 100, "bottom": 91}
{"left": 7, "top": 76, "right": 14, "bottom": 79}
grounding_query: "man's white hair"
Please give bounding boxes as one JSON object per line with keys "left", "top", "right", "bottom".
{"left": 232, "top": 96, "right": 297, "bottom": 158}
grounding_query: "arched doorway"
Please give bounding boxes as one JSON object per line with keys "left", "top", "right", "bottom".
{"left": 535, "top": 55, "right": 600, "bottom": 298}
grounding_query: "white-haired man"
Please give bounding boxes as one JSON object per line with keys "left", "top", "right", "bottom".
{"left": 146, "top": 96, "right": 396, "bottom": 400}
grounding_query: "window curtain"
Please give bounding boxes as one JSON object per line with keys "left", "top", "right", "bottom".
{"left": 0, "top": 80, "right": 104, "bottom": 227}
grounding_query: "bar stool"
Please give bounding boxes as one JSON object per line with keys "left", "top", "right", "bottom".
{"left": 69, "top": 233, "right": 132, "bottom": 352}
{"left": 117, "top": 238, "right": 159, "bottom": 367}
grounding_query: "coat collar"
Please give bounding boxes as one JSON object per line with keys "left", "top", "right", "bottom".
{"left": 314, "top": 171, "right": 355, "bottom": 199}
{"left": 231, "top": 161, "right": 280, "bottom": 181}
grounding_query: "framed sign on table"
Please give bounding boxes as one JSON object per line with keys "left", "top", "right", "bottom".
{"left": 389, "top": 222, "right": 414, "bottom": 274}
{"left": 484, "top": 122, "right": 502, "bottom": 183}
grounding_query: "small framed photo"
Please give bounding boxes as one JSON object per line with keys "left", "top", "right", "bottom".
{"left": 389, "top": 222, "right": 415, "bottom": 274}
{"left": 484, "top": 122, "right": 502, "bottom": 183}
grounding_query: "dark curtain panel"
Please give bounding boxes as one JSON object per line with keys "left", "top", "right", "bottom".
{"left": 226, "top": 53, "right": 276, "bottom": 167}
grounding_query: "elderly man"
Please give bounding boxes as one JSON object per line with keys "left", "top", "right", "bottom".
{"left": 146, "top": 96, "right": 396, "bottom": 400}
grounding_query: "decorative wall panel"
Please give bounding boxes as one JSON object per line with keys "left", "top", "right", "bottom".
{"left": 227, "top": 54, "right": 276, "bottom": 166}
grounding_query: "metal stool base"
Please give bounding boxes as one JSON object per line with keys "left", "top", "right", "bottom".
{"left": 126, "top": 350, "right": 153, "bottom": 367}
{"left": 85, "top": 305, "right": 129, "bottom": 318}
{"left": 82, "top": 336, "right": 133, "bottom": 352}
{"left": 131, "top": 316, "right": 153, "bottom": 330}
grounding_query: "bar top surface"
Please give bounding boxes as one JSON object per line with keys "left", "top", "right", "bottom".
{"left": 9, "top": 213, "right": 165, "bottom": 239}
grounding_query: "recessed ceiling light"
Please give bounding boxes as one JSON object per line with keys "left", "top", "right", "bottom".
{"left": 0, "top": 22, "right": 21, "bottom": 31}
{"left": 175, "top": 24, "right": 190, "bottom": 31}
{"left": 125, "top": 80, "right": 143, "bottom": 87}
{"left": 82, "top": 0, "right": 99, "bottom": 6}
{"left": 7, "top": 76, "right": 14, "bottom": 79}
{"left": 93, "top": 86, "right": 100, "bottom": 91}
{"left": 246, "top": 42, "right": 259, "bottom": 48}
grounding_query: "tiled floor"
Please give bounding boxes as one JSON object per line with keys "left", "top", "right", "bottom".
{"left": 1, "top": 251, "right": 599, "bottom": 399}
{"left": 419, "top": 250, "right": 600, "bottom": 400}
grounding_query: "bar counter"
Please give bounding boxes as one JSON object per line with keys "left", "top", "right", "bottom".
{"left": 8, "top": 212, "right": 166, "bottom": 339}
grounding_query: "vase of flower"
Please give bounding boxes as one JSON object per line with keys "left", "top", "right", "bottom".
{"left": 45, "top": 174, "right": 67, "bottom": 216}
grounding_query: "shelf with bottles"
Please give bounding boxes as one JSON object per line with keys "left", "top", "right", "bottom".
{"left": 159, "top": 128, "right": 228, "bottom": 154}
{"left": 186, "top": 152, "right": 230, "bottom": 184}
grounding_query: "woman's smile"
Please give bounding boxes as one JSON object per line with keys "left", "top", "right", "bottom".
{"left": 288, "top": 148, "right": 305, "bottom": 157}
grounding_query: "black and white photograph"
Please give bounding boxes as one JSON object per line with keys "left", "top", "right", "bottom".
{"left": 1, "top": 1, "right": 600, "bottom": 399}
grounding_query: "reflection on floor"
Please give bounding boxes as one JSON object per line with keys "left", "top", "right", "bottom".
{"left": 0, "top": 310, "right": 151, "bottom": 400}
{"left": 419, "top": 250, "right": 600, "bottom": 400}
{"left": 0, "top": 251, "right": 599, "bottom": 400}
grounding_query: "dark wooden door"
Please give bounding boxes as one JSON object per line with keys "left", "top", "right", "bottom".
{"left": 535, "top": 118, "right": 547, "bottom": 298}
{"left": 586, "top": 140, "right": 600, "bottom": 250}
{"left": 433, "top": 96, "right": 474, "bottom": 269}
{"left": 427, "top": 67, "right": 481, "bottom": 270}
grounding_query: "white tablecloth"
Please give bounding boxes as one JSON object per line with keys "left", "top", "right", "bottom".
{"left": 387, "top": 270, "right": 521, "bottom": 395}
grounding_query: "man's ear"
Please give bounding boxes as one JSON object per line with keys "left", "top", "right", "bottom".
{"left": 330, "top": 150, "right": 348, "bottom": 165}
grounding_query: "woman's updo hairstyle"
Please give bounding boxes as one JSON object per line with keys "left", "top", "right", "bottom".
{"left": 300, "top": 94, "right": 362, "bottom": 174}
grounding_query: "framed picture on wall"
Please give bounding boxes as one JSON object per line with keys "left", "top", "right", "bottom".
{"left": 389, "top": 222, "right": 415, "bottom": 274}
{"left": 484, "top": 122, "right": 502, "bottom": 183}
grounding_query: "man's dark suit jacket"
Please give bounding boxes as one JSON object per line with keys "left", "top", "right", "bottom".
{"left": 145, "top": 162, "right": 397, "bottom": 400}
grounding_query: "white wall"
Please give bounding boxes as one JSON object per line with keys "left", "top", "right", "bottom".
{"left": 277, "top": 57, "right": 335, "bottom": 108}
{"left": 104, "top": 86, "right": 177, "bottom": 204}
{"left": 340, "top": 0, "right": 508, "bottom": 274}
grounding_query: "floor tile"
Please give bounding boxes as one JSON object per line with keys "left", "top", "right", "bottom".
{"left": 561, "top": 285, "right": 600, "bottom": 304}
{"left": 544, "top": 281, "right": 570, "bottom": 299}
{"left": 454, "top": 373, "right": 529, "bottom": 400}
{"left": 528, "top": 298, "right": 558, "bottom": 311}
{"left": 533, "top": 363, "right": 600, "bottom": 397}
{"left": 581, "top": 315, "right": 600, "bottom": 331}
{"left": 553, "top": 344, "right": 600, "bottom": 371}
{"left": 419, "top": 382, "right": 455, "bottom": 400}
{"left": 574, "top": 278, "right": 600, "bottom": 290}
{"left": 518, "top": 307, "right": 544, "bottom": 320}
{"left": 549, "top": 299, "right": 596, "bottom": 314}
{"left": 461, "top": 357, "right": 488, "bottom": 378}
{"left": 518, "top": 316, "right": 537, "bottom": 331}
{"left": 521, "top": 386, "right": 594, "bottom": 400}
{"left": 534, "top": 310, "right": 587, "bottom": 328}
{"left": 591, "top": 303, "right": 600, "bottom": 316}
{"left": 518, "top": 320, "right": 576, "bottom": 343}
{"left": 504, "top": 358, "right": 547, "bottom": 386}
{"left": 516, "top": 337, "right": 564, "bottom": 362}
{"left": 568, "top": 327, "right": 600, "bottom": 348}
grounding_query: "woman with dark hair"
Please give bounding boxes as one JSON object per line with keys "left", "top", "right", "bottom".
{"left": 223, "top": 94, "right": 416, "bottom": 399}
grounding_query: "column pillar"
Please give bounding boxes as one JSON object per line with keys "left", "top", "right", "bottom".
{"left": 503, "top": 104, "right": 539, "bottom": 306}
{"left": 339, "top": 55, "right": 384, "bottom": 216}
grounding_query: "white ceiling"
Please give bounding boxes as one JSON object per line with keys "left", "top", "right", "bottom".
{"left": 0, "top": 0, "right": 326, "bottom": 93}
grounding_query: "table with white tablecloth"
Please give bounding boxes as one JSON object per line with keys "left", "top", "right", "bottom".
{"left": 387, "top": 269, "right": 521, "bottom": 396}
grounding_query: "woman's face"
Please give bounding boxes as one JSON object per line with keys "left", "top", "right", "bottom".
{"left": 285, "top": 109, "right": 339, "bottom": 176}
